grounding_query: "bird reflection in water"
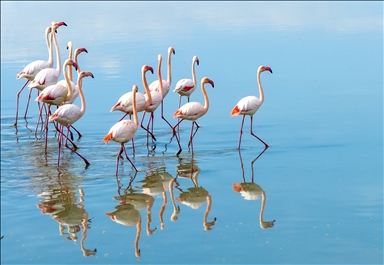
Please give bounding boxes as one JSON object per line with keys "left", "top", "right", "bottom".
{"left": 135, "top": 160, "right": 175, "bottom": 230}
{"left": 233, "top": 147, "right": 276, "bottom": 229}
{"left": 175, "top": 158, "right": 216, "bottom": 230}
{"left": 36, "top": 169, "right": 96, "bottom": 257}
{"left": 106, "top": 180, "right": 156, "bottom": 258}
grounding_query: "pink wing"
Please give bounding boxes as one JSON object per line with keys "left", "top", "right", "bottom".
{"left": 108, "top": 120, "right": 138, "bottom": 143}
{"left": 29, "top": 68, "right": 60, "bottom": 90}
{"left": 173, "top": 102, "right": 205, "bottom": 121}
{"left": 49, "top": 104, "right": 82, "bottom": 126}
{"left": 173, "top": 78, "right": 196, "bottom": 96}
{"left": 35, "top": 83, "right": 68, "bottom": 106}
{"left": 235, "top": 96, "right": 262, "bottom": 115}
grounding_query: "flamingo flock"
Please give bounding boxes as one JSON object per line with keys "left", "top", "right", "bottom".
{"left": 15, "top": 21, "right": 274, "bottom": 173}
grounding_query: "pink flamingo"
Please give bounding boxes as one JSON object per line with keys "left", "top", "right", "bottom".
{"left": 230, "top": 65, "right": 273, "bottom": 149}
{"left": 103, "top": 85, "right": 140, "bottom": 173}
{"left": 173, "top": 55, "right": 200, "bottom": 107}
{"left": 35, "top": 59, "right": 78, "bottom": 153}
{"left": 15, "top": 26, "right": 55, "bottom": 126}
{"left": 173, "top": 55, "right": 200, "bottom": 129}
{"left": 59, "top": 43, "right": 88, "bottom": 140}
{"left": 49, "top": 71, "right": 94, "bottom": 167}
{"left": 141, "top": 55, "right": 165, "bottom": 142}
{"left": 172, "top": 77, "right": 215, "bottom": 156}
{"left": 110, "top": 65, "right": 155, "bottom": 150}
{"left": 149, "top": 47, "right": 175, "bottom": 128}
{"left": 28, "top": 21, "right": 67, "bottom": 92}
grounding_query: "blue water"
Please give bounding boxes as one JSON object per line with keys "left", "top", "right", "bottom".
{"left": 1, "top": 2, "right": 383, "bottom": 264}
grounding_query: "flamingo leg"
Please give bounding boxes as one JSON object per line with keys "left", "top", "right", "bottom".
{"left": 23, "top": 87, "right": 33, "bottom": 120}
{"left": 122, "top": 143, "right": 138, "bottom": 172}
{"left": 238, "top": 115, "right": 246, "bottom": 150}
{"left": 35, "top": 102, "right": 45, "bottom": 140}
{"left": 116, "top": 145, "right": 124, "bottom": 176}
{"left": 188, "top": 123, "right": 199, "bottom": 148}
{"left": 69, "top": 125, "right": 82, "bottom": 139}
{"left": 57, "top": 125, "right": 64, "bottom": 167}
{"left": 140, "top": 112, "right": 157, "bottom": 141}
{"left": 250, "top": 116, "right": 269, "bottom": 148}
{"left": 44, "top": 105, "right": 52, "bottom": 154}
{"left": 14, "top": 80, "right": 29, "bottom": 126}
{"left": 171, "top": 119, "right": 183, "bottom": 156}
{"left": 189, "top": 121, "right": 195, "bottom": 155}
{"left": 63, "top": 126, "right": 90, "bottom": 166}
{"left": 118, "top": 112, "right": 129, "bottom": 122}
{"left": 160, "top": 101, "right": 172, "bottom": 129}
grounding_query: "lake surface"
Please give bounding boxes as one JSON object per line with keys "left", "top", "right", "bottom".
{"left": 1, "top": 2, "right": 383, "bottom": 264}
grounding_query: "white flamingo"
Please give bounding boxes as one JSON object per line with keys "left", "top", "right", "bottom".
{"left": 230, "top": 65, "right": 273, "bottom": 149}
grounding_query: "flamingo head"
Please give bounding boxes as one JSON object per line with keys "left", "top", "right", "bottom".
{"left": 66, "top": 41, "right": 73, "bottom": 50}
{"left": 168, "top": 46, "right": 176, "bottom": 55}
{"left": 52, "top": 21, "right": 67, "bottom": 30}
{"left": 75, "top": 47, "right": 88, "bottom": 55}
{"left": 202, "top": 77, "right": 214, "bottom": 88}
{"left": 80, "top": 71, "right": 94, "bottom": 79}
{"left": 259, "top": 65, "right": 273, "bottom": 74}
{"left": 143, "top": 65, "right": 153, "bottom": 74}
{"left": 47, "top": 27, "right": 57, "bottom": 34}
{"left": 72, "top": 62, "right": 79, "bottom": 71}
{"left": 193, "top": 56, "right": 200, "bottom": 66}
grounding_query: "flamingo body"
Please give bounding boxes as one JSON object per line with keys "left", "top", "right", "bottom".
{"left": 173, "top": 102, "right": 206, "bottom": 121}
{"left": 144, "top": 90, "right": 162, "bottom": 112}
{"left": 17, "top": 60, "right": 53, "bottom": 81}
{"left": 173, "top": 79, "right": 196, "bottom": 97}
{"left": 111, "top": 92, "right": 146, "bottom": 114}
{"left": 103, "top": 120, "right": 138, "bottom": 145}
{"left": 231, "top": 96, "right": 262, "bottom": 116}
{"left": 49, "top": 104, "right": 82, "bottom": 126}
{"left": 149, "top": 79, "right": 170, "bottom": 98}
{"left": 36, "top": 84, "right": 68, "bottom": 106}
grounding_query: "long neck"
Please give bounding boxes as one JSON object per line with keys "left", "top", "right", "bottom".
{"left": 74, "top": 51, "right": 81, "bottom": 73}
{"left": 77, "top": 77, "right": 86, "bottom": 114}
{"left": 167, "top": 50, "right": 172, "bottom": 85}
{"left": 68, "top": 43, "right": 73, "bottom": 81}
{"left": 158, "top": 59, "right": 164, "bottom": 96}
{"left": 46, "top": 29, "right": 54, "bottom": 67}
{"left": 142, "top": 70, "right": 151, "bottom": 103}
{"left": 52, "top": 29, "right": 61, "bottom": 73}
{"left": 192, "top": 59, "right": 197, "bottom": 85}
{"left": 201, "top": 81, "right": 209, "bottom": 111}
{"left": 132, "top": 88, "right": 138, "bottom": 126}
{"left": 63, "top": 62, "right": 73, "bottom": 100}
{"left": 257, "top": 69, "right": 264, "bottom": 104}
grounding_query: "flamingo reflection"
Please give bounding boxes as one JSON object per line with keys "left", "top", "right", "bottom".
{"left": 175, "top": 158, "right": 216, "bottom": 230}
{"left": 36, "top": 170, "right": 96, "bottom": 256}
{"left": 233, "top": 147, "right": 276, "bottom": 229}
{"left": 106, "top": 185, "right": 156, "bottom": 258}
{"left": 135, "top": 160, "right": 175, "bottom": 230}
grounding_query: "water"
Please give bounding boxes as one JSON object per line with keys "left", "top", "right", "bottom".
{"left": 1, "top": 2, "right": 383, "bottom": 264}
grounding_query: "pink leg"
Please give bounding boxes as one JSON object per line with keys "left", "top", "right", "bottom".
{"left": 116, "top": 145, "right": 124, "bottom": 176}
{"left": 14, "top": 80, "right": 29, "bottom": 126}
{"left": 250, "top": 116, "right": 269, "bottom": 148}
{"left": 140, "top": 112, "right": 157, "bottom": 141}
{"left": 238, "top": 115, "right": 246, "bottom": 150}
{"left": 122, "top": 143, "right": 138, "bottom": 172}
{"left": 63, "top": 126, "right": 90, "bottom": 166}
{"left": 171, "top": 119, "right": 184, "bottom": 156}
{"left": 160, "top": 101, "right": 172, "bottom": 129}
{"left": 23, "top": 87, "right": 33, "bottom": 120}
{"left": 189, "top": 121, "right": 195, "bottom": 155}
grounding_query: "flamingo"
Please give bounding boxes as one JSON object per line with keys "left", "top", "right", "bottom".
{"left": 60, "top": 43, "right": 88, "bottom": 140}
{"left": 49, "top": 71, "right": 94, "bottom": 167}
{"left": 29, "top": 21, "right": 67, "bottom": 91}
{"left": 103, "top": 85, "right": 140, "bottom": 173}
{"left": 149, "top": 47, "right": 175, "bottom": 128}
{"left": 109, "top": 65, "right": 155, "bottom": 152}
{"left": 15, "top": 26, "right": 54, "bottom": 126}
{"left": 35, "top": 59, "right": 78, "bottom": 153}
{"left": 173, "top": 55, "right": 200, "bottom": 107}
{"left": 172, "top": 77, "right": 215, "bottom": 156}
{"left": 140, "top": 55, "right": 165, "bottom": 142}
{"left": 230, "top": 65, "right": 273, "bottom": 149}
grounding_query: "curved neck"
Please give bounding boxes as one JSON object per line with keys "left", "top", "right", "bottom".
{"left": 63, "top": 62, "right": 73, "bottom": 100}
{"left": 68, "top": 43, "right": 73, "bottom": 81}
{"left": 201, "top": 80, "right": 209, "bottom": 111}
{"left": 257, "top": 69, "right": 264, "bottom": 104}
{"left": 132, "top": 86, "right": 138, "bottom": 126}
{"left": 142, "top": 70, "right": 152, "bottom": 103}
{"left": 74, "top": 51, "right": 81, "bottom": 74}
{"left": 52, "top": 28, "right": 61, "bottom": 73}
{"left": 192, "top": 59, "right": 197, "bottom": 85}
{"left": 77, "top": 76, "right": 86, "bottom": 114}
{"left": 46, "top": 29, "right": 54, "bottom": 66}
{"left": 167, "top": 50, "right": 172, "bottom": 85}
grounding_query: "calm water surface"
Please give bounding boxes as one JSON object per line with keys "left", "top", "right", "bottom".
{"left": 1, "top": 2, "right": 383, "bottom": 264}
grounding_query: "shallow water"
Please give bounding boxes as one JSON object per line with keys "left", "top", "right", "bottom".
{"left": 1, "top": 2, "right": 383, "bottom": 264}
